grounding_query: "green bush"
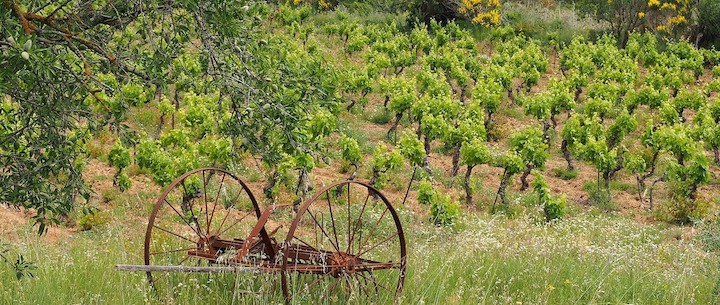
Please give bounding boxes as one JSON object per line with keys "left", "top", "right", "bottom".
{"left": 416, "top": 179, "right": 434, "bottom": 205}
{"left": 77, "top": 210, "right": 110, "bottom": 231}
{"left": 544, "top": 196, "right": 567, "bottom": 222}
{"left": 429, "top": 193, "right": 459, "bottom": 226}
{"left": 655, "top": 197, "right": 710, "bottom": 224}
{"left": 713, "top": 65, "right": 720, "bottom": 77}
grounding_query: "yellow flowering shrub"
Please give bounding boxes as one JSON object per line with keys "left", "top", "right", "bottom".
{"left": 643, "top": 0, "right": 693, "bottom": 37}
{"left": 458, "top": 0, "right": 502, "bottom": 26}
{"left": 292, "top": 0, "right": 336, "bottom": 10}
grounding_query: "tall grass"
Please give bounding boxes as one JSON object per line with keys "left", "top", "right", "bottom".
{"left": 2, "top": 213, "right": 718, "bottom": 304}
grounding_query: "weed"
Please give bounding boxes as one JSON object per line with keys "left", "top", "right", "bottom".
{"left": 552, "top": 168, "right": 578, "bottom": 180}
{"left": 583, "top": 181, "right": 617, "bottom": 211}
{"left": 77, "top": 210, "right": 110, "bottom": 231}
{"left": 365, "top": 105, "right": 392, "bottom": 125}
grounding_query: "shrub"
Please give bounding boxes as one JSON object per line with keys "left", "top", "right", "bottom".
{"left": 416, "top": 179, "right": 435, "bottom": 205}
{"left": 544, "top": 196, "right": 567, "bottom": 222}
{"left": 429, "top": 193, "right": 459, "bottom": 226}
{"left": 77, "top": 210, "right": 110, "bottom": 231}
{"left": 655, "top": 196, "right": 710, "bottom": 224}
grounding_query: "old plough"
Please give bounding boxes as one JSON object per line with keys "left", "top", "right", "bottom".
{"left": 116, "top": 167, "right": 407, "bottom": 304}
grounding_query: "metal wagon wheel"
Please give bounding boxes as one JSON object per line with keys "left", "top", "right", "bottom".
{"left": 144, "top": 168, "right": 274, "bottom": 299}
{"left": 281, "top": 181, "right": 407, "bottom": 305}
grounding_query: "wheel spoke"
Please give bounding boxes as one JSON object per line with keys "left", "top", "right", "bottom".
{"left": 215, "top": 209, "right": 255, "bottom": 237}
{"left": 319, "top": 276, "right": 343, "bottom": 303}
{"left": 152, "top": 224, "right": 196, "bottom": 244}
{"left": 342, "top": 274, "right": 353, "bottom": 301}
{"left": 292, "top": 236, "right": 319, "bottom": 252}
{"left": 214, "top": 187, "right": 248, "bottom": 236}
{"left": 149, "top": 246, "right": 199, "bottom": 256}
{"left": 207, "top": 173, "right": 227, "bottom": 235}
{"left": 356, "top": 231, "right": 400, "bottom": 259}
{"left": 306, "top": 208, "right": 342, "bottom": 254}
{"left": 354, "top": 273, "right": 372, "bottom": 299}
{"left": 348, "top": 190, "right": 371, "bottom": 254}
{"left": 359, "top": 271, "right": 394, "bottom": 293}
{"left": 354, "top": 206, "right": 389, "bottom": 256}
{"left": 289, "top": 272, "right": 333, "bottom": 298}
{"left": 326, "top": 191, "right": 341, "bottom": 254}
{"left": 164, "top": 198, "right": 205, "bottom": 240}
{"left": 202, "top": 170, "right": 210, "bottom": 234}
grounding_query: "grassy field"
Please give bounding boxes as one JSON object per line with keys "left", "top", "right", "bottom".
{"left": 2, "top": 210, "right": 719, "bottom": 304}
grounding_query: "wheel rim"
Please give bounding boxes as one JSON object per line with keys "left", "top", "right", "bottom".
{"left": 281, "top": 181, "right": 407, "bottom": 304}
{"left": 144, "top": 168, "right": 271, "bottom": 298}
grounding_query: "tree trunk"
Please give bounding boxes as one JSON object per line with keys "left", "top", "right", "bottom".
{"left": 520, "top": 165, "right": 533, "bottom": 191}
{"left": 542, "top": 121, "right": 552, "bottom": 145}
{"left": 492, "top": 168, "right": 511, "bottom": 213}
{"left": 464, "top": 165, "right": 475, "bottom": 206}
{"left": 648, "top": 174, "right": 666, "bottom": 210}
{"left": 423, "top": 135, "right": 433, "bottom": 176}
{"left": 263, "top": 170, "right": 279, "bottom": 202}
{"left": 561, "top": 139, "right": 574, "bottom": 171}
{"left": 172, "top": 91, "right": 180, "bottom": 129}
{"left": 714, "top": 146, "right": 719, "bottom": 164}
{"left": 484, "top": 112, "right": 493, "bottom": 140}
{"left": 156, "top": 113, "right": 165, "bottom": 139}
{"left": 348, "top": 163, "right": 358, "bottom": 181}
{"left": 369, "top": 170, "right": 381, "bottom": 187}
{"left": 387, "top": 112, "right": 403, "bottom": 140}
{"left": 294, "top": 168, "right": 312, "bottom": 210}
{"left": 451, "top": 142, "right": 461, "bottom": 177}
{"left": 635, "top": 174, "right": 646, "bottom": 209}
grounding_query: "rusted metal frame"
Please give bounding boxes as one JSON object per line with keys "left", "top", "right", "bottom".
{"left": 235, "top": 203, "right": 293, "bottom": 262}
{"left": 282, "top": 180, "right": 408, "bottom": 304}
{"left": 144, "top": 168, "right": 265, "bottom": 287}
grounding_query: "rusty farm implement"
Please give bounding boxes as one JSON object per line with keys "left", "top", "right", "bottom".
{"left": 116, "top": 167, "right": 407, "bottom": 304}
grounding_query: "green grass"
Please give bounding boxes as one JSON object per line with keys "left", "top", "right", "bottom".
{"left": 3, "top": 212, "right": 717, "bottom": 304}
{"left": 552, "top": 168, "right": 578, "bottom": 180}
